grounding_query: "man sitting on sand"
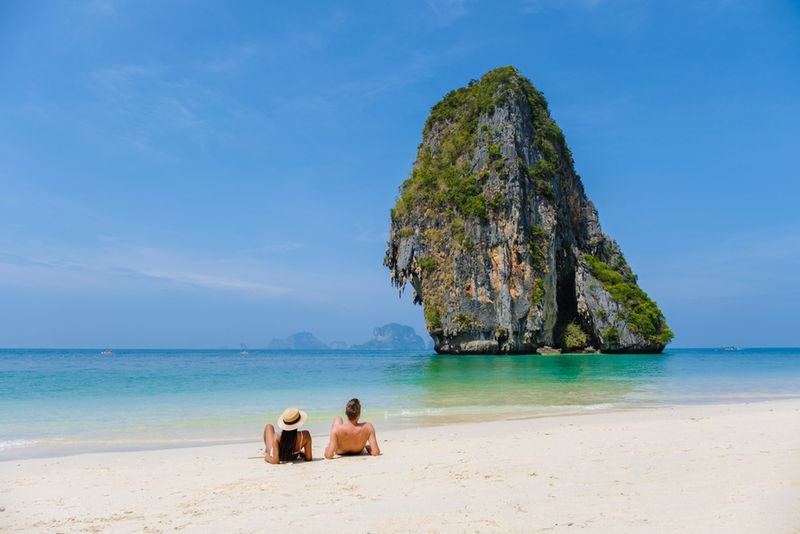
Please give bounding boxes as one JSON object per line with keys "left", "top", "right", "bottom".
{"left": 324, "top": 398, "right": 381, "bottom": 459}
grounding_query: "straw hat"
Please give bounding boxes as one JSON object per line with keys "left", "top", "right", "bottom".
{"left": 277, "top": 407, "right": 308, "bottom": 431}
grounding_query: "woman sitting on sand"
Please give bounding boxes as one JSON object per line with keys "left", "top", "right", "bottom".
{"left": 263, "top": 407, "right": 312, "bottom": 464}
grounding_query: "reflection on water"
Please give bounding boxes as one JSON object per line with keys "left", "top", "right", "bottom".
{"left": 380, "top": 349, "right": 800, "bottom": 422}
{"left": 401, "top": 353, "right": 665, "bottom": 411}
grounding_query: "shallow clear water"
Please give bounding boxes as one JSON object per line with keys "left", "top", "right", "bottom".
{"left": 1, "top": 348, "right": 799, "bottom": 459}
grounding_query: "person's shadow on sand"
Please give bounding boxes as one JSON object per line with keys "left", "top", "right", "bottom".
{"left": 251, "top": 451, "right": 324, "bottom": 464}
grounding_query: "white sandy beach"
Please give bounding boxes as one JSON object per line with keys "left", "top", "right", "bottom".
{"left": 1, "top": 400, "right": 798, "bottom": 533}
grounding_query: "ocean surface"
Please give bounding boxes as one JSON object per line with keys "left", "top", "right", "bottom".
{"left": 2, "top": 347, "right": 799, "bottom": 460}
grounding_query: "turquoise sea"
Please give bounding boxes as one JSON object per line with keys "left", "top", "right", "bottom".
{"left": 2, "top": 348, "right": 799, "bottom": 460}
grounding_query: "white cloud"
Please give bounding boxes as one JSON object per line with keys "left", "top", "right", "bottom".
{"left": 426, "top": 0, "right": 471, "bottom": 25}
{"left": 522, "top": 0, "right": 607, "bottom": 14}
{"left": 193, "top": 42, "right": 262, "bottom": 73}
{"left": 0, "top": 242, "right": 292, "bottom": 298}
{"left": 129, "top": 268, "right": 287, "bottom": 294}
{"left": 237, "top": 242, "right": 303, "bottom": 255}
{"left": 85, "top": 0, "right": 122, "bottom": 15}
{"left": 88, "top": 63, "right": 215, "bottom": 154}
{"left": 520, "top": 0, "right": 648, "bottom": 34}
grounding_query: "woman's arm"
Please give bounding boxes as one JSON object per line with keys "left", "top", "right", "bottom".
{"left": 263, "top": 424, "right": 280, "bottom": 464}
{"left": 265, "top": 437, "right": 280, "bottom": 464}
{"left": 302, "top": 431, "right": 313, "bottom": 461}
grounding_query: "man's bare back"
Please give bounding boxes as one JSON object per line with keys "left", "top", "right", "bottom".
{"left": 324, "top": 399, "right": 380, "bottom": 459}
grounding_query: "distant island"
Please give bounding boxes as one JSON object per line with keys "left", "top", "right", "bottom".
{"left": 267, "top": 331, "right": 329, "bottom": 350}
{"left": 385, "top": 66, "right": 672, "bottom": 355}
{"left": 351, "top": 323, "right": 426, "bottom": 350}
{"left": 267, "top": 324, "right": 429, "bottom": 351}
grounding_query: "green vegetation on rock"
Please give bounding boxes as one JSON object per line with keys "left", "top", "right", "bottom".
{"left": 446, "top": 170, "right": 487, "bottom": 219}
{"left": 423, "top": 67, "right": 528, "bottom": 137}
{"left": 394, "top": 66, "right": 563, "bottom": 225}
{"left": 562, "top": 322, "right": 589, "bottom": 351}
{"left": 603, "top": 326, "right": 620, "bottom": 346}
{"left": 527, "top": 160, "right": 556, "bottom": 201}
{"left": 454, "top": 313, "right": 480, "bottom": 332}
{"left": 529, "top": 224, "right": 548, "bottom": 272}
{"left": 584, "top": 254, "right": 673, "bottom": 346}
{"left": 531, "top": 277, "right": 545, "bottom": 306}
{"left": 535, "top": 178, "right": 555, "bottom": 201}
{"left": 418, "top": 256, "right": 438, "bottom": 273}
{"left": 488, "top": 191, "right": 505, "bottom": 211}
{"left": 425, "top": 303, "right": 443, "bottom": 331}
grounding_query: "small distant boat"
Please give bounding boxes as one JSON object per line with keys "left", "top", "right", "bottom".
{"left": 101, "top": 350, "right": 113, "bottom": 355}
{"left": 721, "top": 346, "right": 739, "bottom": 351}
{"left": 239, "top": 343, "right": 249, "bottom": 356}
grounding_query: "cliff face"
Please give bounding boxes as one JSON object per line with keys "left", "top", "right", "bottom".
{"left": 385, "top": 67, "right": 672, "bottom": 354}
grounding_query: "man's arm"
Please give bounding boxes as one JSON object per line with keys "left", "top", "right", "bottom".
{"left": 366, "top": 422, "right": 380, "bottom": 456}
{"left": 324, "top": 429, "right": 337, "bottom": 460}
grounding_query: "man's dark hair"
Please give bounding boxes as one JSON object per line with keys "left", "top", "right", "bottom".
{"left": 345, "top": 398, "right": 361, "bottom": 421}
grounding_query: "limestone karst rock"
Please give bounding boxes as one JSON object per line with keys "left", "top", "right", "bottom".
{"left": 352, "top": 323, "right": 427, "bottom": 350}
{"left": 267, "top": 332, "right": 328, "bottom": 350}
{"left": 385, "top": 67, "right": 672, "bottom": 354}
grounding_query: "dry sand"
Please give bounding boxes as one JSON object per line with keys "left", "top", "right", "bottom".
{"left": 1, "top": 400, "right": 799, "bottom": 533}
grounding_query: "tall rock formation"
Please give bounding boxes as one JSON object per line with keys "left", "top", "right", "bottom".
{"left": 385, "top": 67, "right": 672, "bottom": 354}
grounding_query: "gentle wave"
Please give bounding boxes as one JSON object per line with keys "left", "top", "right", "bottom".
{"left": 585, "top": 403, "right": 615, "bottom": 410}
{"left": 0, "top": 439, "right": 39, "bottom": 450}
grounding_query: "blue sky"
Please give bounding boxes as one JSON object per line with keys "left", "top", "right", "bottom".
{"left": 1, "top": 0, "right": 798, "bottom": 348}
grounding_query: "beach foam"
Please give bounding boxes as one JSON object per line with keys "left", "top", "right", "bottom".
{"left": 0, "top": 439, "right": 38, "bottom": 451}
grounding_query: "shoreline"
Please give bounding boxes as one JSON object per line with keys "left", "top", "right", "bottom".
{"left": 4, "top": 395, "right": 800, "bottom": 462}
{"left": 2, "top": 399, "right": 798, "bottom": 532}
